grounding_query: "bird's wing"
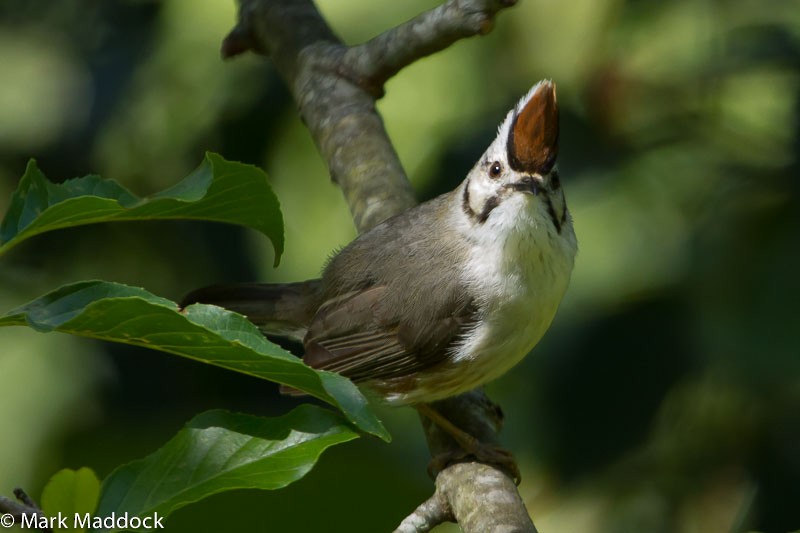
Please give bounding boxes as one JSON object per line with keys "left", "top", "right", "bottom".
{"left": 301, "top": 285, "right": 476, "bottom": 383}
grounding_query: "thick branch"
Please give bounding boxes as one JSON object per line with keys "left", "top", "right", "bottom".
{"left": 224, "top": 0, "right": 415, "bottom": 232}
{"left": 223, "top": 1, "right": 531, "bottom": 530}
{"left": 223, "top": 0, "right": 518, "bottom": 232}
{"left": 394, "top": 460, "right": 536, "bottom": 533}
{"left": 437, "top": 463, "right": 537, "bottom": 532}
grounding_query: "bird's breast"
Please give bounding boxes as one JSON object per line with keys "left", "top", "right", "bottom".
{"left": 457, "top": 224, "right": 573, "bottom": 369}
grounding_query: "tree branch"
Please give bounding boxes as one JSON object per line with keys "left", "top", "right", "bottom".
{"left": 394, "top": 489, "right": 452, "bottom": 533}
{"left": 433, "top": 462, "right": 537, "bottom": 532}
{"left": 222, "top": 1, "right": 533, "bottom": 531}
{"left": 346, "top": 0, "right": 518, "bottom": 93}
{"left": 0, "top": 488, "right": 50, "bottom": 531}
{"left": 409, "top": 390, "right": 537, "bottom": 532}
{"left": 223, "top": 0, "right": 415, "bottom": 233}
{"left": 394, "top": 460, "right": 537, "bottom": 533}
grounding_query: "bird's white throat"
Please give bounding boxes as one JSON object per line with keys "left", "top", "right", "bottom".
{"left": 454, "top": 186, "right": 576, "bottom": 390}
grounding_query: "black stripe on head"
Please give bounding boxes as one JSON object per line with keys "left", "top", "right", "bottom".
{"left": 463, "top": 179, "right": 501, "bottom": 225}
{"left": 462, "top": 179, "right": 476, "bottom": 219}
{"left": 478, "top": 195, "right": 500, "bottom": 224}
{"left": 550, "top": 169, "right": 561, "bottom": 191}
{"left": 544, "top": 196, "right": 562, "bottom": 234}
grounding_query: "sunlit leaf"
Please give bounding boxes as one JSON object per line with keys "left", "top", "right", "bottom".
{"left": 0, "top": 152, "right": 284, "bottom": 265}
{"left": 40, "top": 468, "right": 101, "bottom": 533}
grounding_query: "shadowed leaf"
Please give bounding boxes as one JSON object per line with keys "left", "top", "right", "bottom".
{"left": 94, "top": 407, "right": 358, "bottom": 531}
{"left": 0, "top": 280, "right": 388, "bottom": 441}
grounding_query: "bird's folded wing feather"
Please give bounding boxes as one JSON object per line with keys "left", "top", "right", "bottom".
{"left": 302, "top": 285, "right": 476, "bottom": 383}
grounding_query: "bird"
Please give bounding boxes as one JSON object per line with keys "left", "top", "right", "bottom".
{"left": 182, "top": 80, "right": 577, "bottom": 478}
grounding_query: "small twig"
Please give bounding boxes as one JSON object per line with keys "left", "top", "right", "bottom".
{"left": 0, "top": 488, "right": 50, "bottom": 532}
{"left": 394, "top": 489, "right": 453, "bottom": 533}
{"left": 221, "top": 23, "right": 259, "bottom": 58}
{"left": 347, "top": 0, "right": 518, "bottom": 93}
{"left": 13, "top": 488, "right": 41, "bottom": 510}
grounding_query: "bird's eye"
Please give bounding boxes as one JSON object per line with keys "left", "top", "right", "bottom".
{"left": 488, "top": 161, "right": 502, "bottom": 178}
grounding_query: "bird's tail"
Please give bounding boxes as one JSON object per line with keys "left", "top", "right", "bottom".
{"left": 181, "top": 279, "right": 323, "bottom": 342}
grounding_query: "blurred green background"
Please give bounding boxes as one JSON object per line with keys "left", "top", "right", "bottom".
{"left": 1, "top": 0, "right": 798, "bottom": 531}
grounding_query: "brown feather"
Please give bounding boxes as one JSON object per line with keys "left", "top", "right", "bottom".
{"left": 189, "top": 194, "right": 482, "bottom": 400}
{"left": 280, "top": 194, "right": 481, "bottom": 387}
{"left": 508, "top": 81, "right": 559, "bottom": 175}
{"left": 301, "top": 283, "right": 477, "bottom": 383}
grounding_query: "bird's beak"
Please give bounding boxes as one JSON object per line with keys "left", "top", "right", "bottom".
{"left": 506, "top": 176, "right": 541, "bottom": 195}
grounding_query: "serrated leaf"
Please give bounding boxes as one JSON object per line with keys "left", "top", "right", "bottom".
{"left": 94, "top": 406, "right": 357, "bottom": 532}
{"left": 0, "top": 152, "right": 284, "bottom": 265}
{"left": 40, "top": 468, "right": 101, "bottom": 533}
{"left": 0, "top": 280, "right": 388, "bottom": 441}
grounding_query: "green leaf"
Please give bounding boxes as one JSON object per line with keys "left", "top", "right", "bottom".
{"left": 0, "top": 280, "right": 388, "bottom": 441}
{"left": 40, "top": 468, "right": 101, "bottom": 533}
{"left": 95, "top": 406, "right": 357, "bottom": 531}
{"left": 0, "top": 152, "right": 284, "bottom": 265}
